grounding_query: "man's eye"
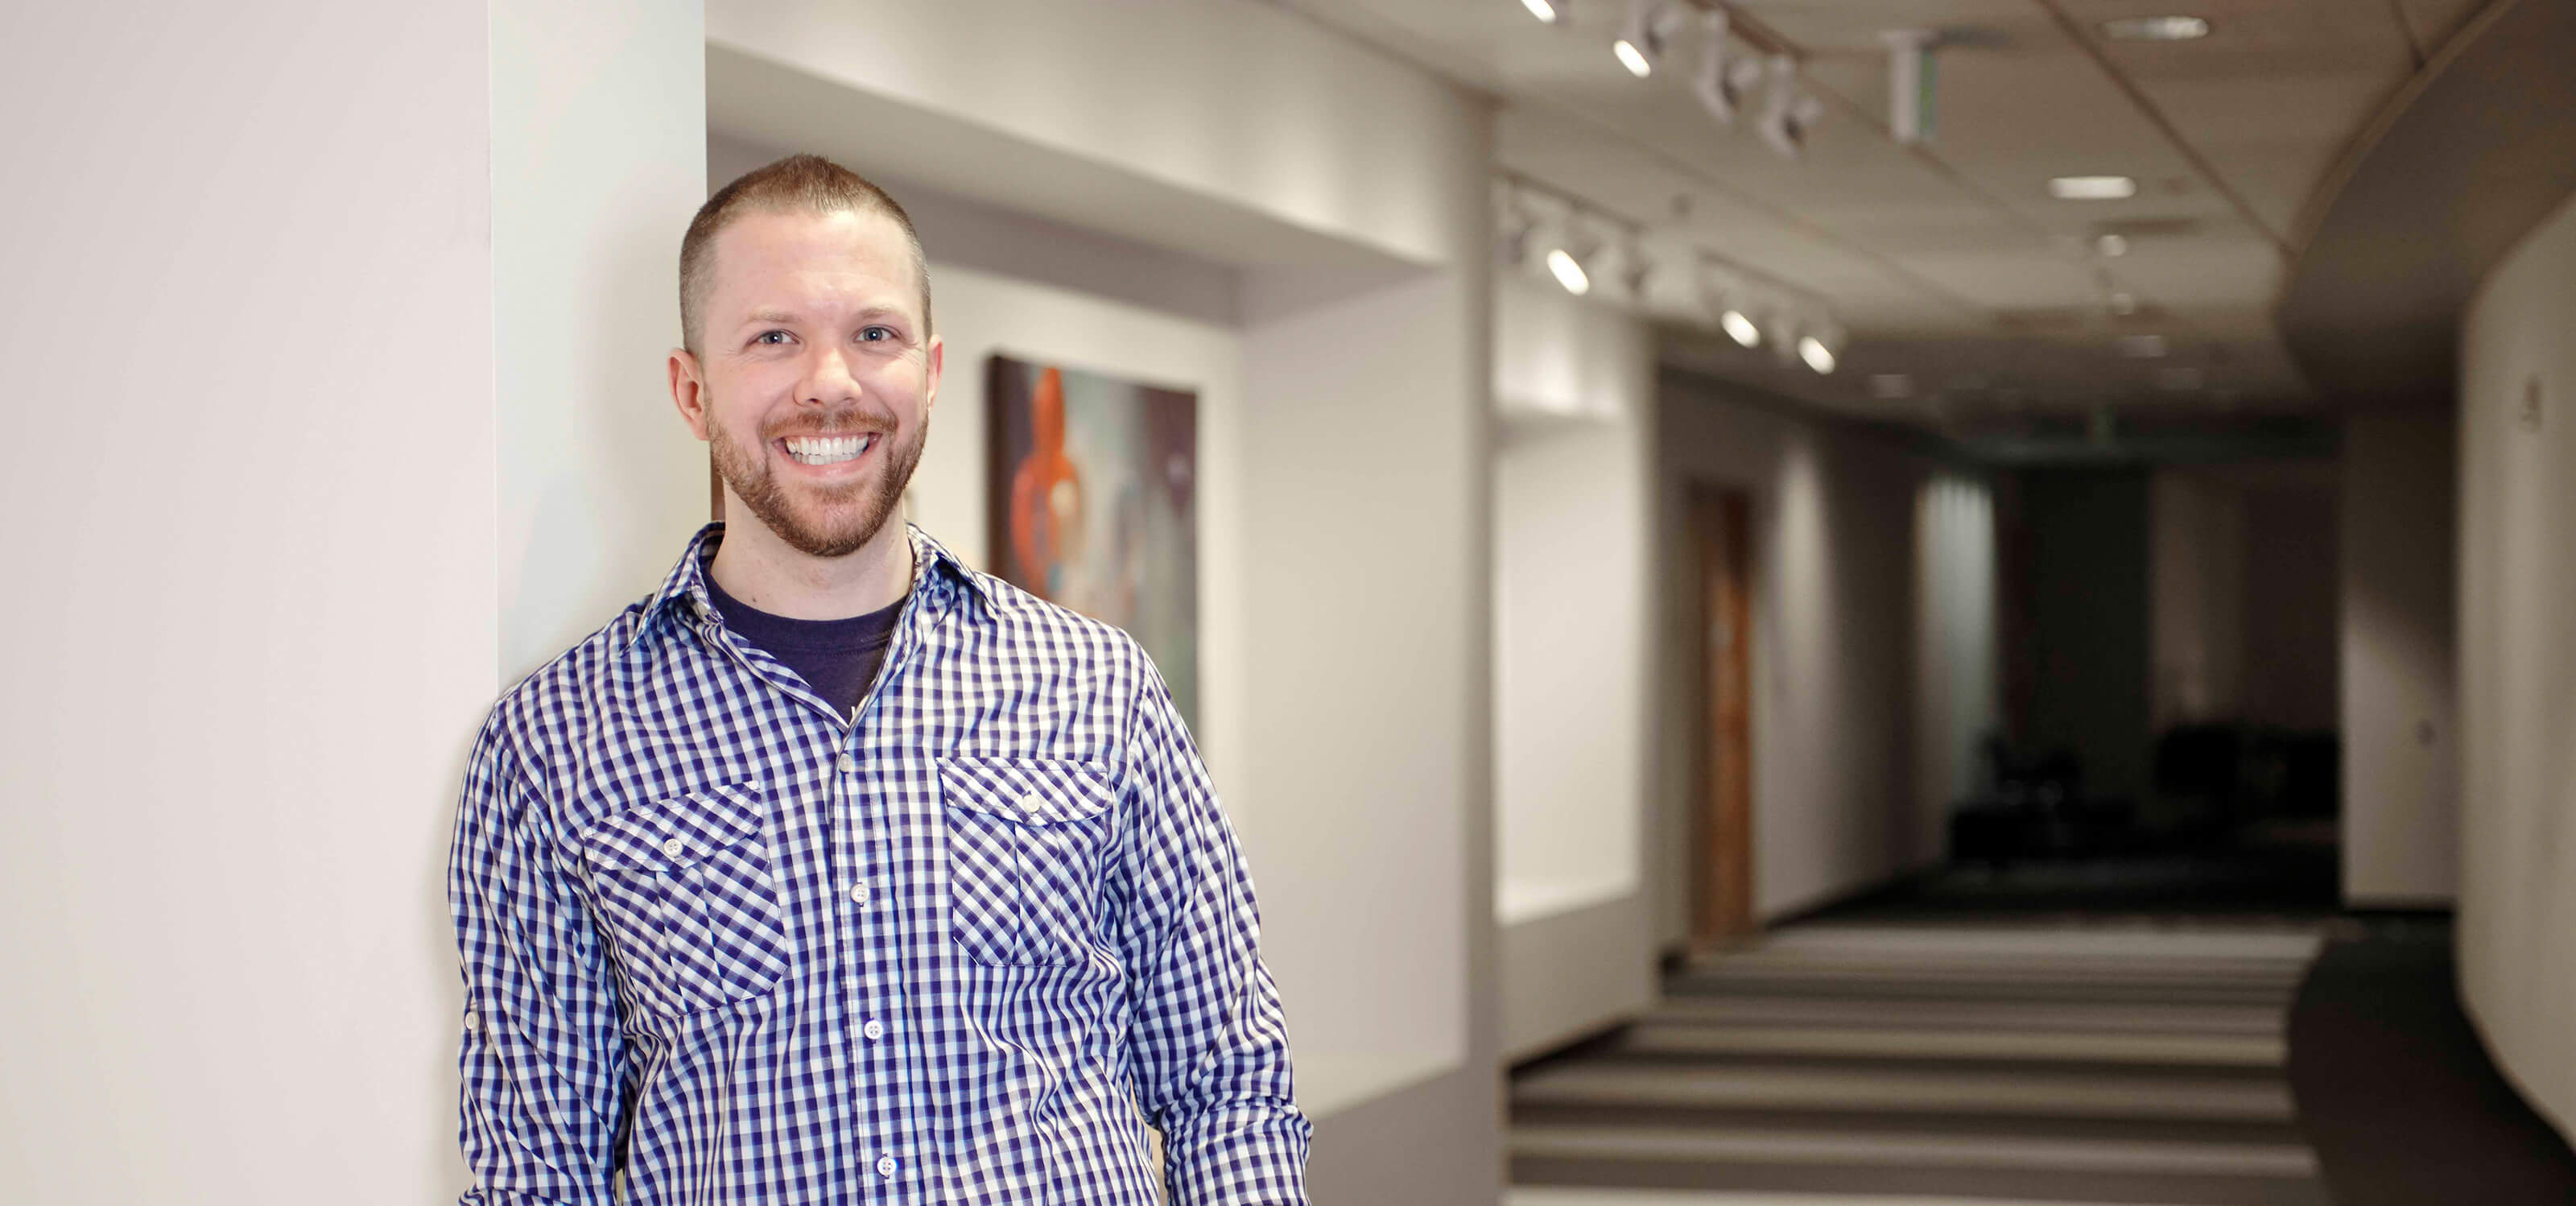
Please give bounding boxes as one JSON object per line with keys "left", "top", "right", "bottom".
{"left": 753, "top": 330, "right": 792, "bottom": 346}
{"left": 861, "top": 326, "right": 894, "bottom": 343}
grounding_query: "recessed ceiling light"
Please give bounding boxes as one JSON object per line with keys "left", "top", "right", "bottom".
{"left": 1720, "top": 309, "right": 1761, "bottom": 348}
{"left": 1546, "top": 247, "right": 1591, "bottom": 295}
{"left": 2102, "top": 15, "right": 2210, "bottom": 42}
{"left": 1798, "top": 335, "right": 1837, "bottom": 374}
{"left": 2096, "top": 233, "right": 2129, "bottom": 257}
{"left": 2050, "top": 175, "right": 2137, "bottom": 200}
{"left": 1520, "top": 0, "right": 1561, "bottom": 23}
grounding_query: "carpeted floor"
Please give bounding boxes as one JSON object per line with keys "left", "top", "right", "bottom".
{"left": 1509, "top": 923, "right": 2332, "bottom": 1205}
{"left": 2285, "top": 916, "right": 2576, "bottom": 1204}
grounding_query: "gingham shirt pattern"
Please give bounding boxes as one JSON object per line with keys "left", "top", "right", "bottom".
{"left": 448, "top": 522, "right": 1308, "bottom": 1205}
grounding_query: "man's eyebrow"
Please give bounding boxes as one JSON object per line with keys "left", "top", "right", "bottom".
{"left": 737, "top": 305, "right": 914, "bottom": 327}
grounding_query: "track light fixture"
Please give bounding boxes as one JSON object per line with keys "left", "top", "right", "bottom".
{"left": 1692, "top": 9, "right": 1765, "bottom": 124}
{"left": 1798, "top": 333, "right": 1839, "bottom": 374}
{"left": 1544, "top": 217, "right": 1601, "bottom": 295}
{"left": 1546, "top": 246, "right": 1593, "bottom": 295}
{"left": 1757, "top": 55, "right": 1823, "bottom": 157}
{"left": 1698, "top": 264, "right": 1765, "bottom": 349}
{"left": 1882, "top": 29, "right": 1938, "bottom": 145}
{"left": 1614, "top": 0, "right": 1682, "bottom": 78}
{"left": 1618, "top": 236, "right": 1656, "bottom": 299}
{"left": 1496, "top": 176, "right": 1850, "bottom": 370}
{"left": 1519, "top": 0, "right": 1563, "bottom": 23}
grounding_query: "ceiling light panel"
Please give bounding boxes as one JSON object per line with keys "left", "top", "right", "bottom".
{"left": 2050, "top": 176, "right": 2138, "bottom": 200}
{"left": 2101, "top": 15, "right": 2210, "bottom": 42}
{"left": 1519, "top": 0, "right": 1560, "bottom": 23}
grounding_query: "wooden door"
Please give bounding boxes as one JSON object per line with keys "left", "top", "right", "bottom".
{"left": 1690, "top": 485, "right": 1756, "bottom": 944}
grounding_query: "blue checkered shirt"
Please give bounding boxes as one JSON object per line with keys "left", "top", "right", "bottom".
{"left": 448, "top": 522, "right": 1308, "bottom": 1204}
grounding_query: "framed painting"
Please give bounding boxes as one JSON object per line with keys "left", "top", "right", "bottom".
{"left": 986, "top": 353, "right": 1199, "bottom": 729}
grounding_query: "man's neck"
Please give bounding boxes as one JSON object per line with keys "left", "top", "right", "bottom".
{"left": 706, "top": 512, "right": 914, "bottom": 621}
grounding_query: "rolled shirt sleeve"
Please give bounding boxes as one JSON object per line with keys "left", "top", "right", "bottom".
{"left": 448, "top": 712, "right": 633, "bottom": 1206}
{"left": 1115, "top": 654, "right": 1311, "bottom": 1205}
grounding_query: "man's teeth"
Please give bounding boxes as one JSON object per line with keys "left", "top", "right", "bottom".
{"left": 782, "top": 434, "right": 875, "bottom": 465}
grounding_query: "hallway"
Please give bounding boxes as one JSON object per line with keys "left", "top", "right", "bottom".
{"left": 1509, "top": 921, "right": 2328, "bottom": 1206}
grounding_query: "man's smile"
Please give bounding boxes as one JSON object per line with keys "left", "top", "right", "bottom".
{"left": 777, "top": 432, "right": 878, "bottom": 469}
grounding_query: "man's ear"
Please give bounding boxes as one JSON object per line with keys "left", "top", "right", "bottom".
{"left": 669, "top": 348, "right": 710, "bottom": 441}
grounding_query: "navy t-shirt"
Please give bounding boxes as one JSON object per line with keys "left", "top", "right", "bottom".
{"left": 704, "top": 572, "right": 905, "bottom": 721}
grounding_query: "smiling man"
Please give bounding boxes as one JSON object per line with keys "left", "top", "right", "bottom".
{"left": 447, "top": 155, "right": 1308, "bottom": 1205}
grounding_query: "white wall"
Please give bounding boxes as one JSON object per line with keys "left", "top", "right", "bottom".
{"left": 497, "top": 0, "right": 710, "bottom": 684}
{"left": 2458, "top": 187, "right": 2576, "bottom": 1142}
{"left": 1655, "top": 378, "right": 1931, "bottom": 940}
{"left": 1236, "top": 255, "right": 1488, "bottom": 1114}
{"left": 1492, "top": 279, "right": 1657, "bottom": 1059}
{"left": 1496, "top": 426, "right": 1649, "bottom": 917}
{"left": 2341, "top": 409, "right": 2459, "bottom": 905}
{"left": 2151, "top": 473, "right": 2250, "bottom": 727}
{"left": 0, "top": 2, "right": 703, "bottom": 1200}
{"left": 707, "top": 0, "right": 1456, "bottom": 269}
{"left": 706, "top": 8, "right": 1501, "bottom": 1193}
{"left": 1914, "top": 474, "right": 2002, "bottom": 862}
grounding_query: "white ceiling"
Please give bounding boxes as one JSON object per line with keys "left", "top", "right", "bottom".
{"left": 1272, "top": 0, "right": 2492, "bottom": 423}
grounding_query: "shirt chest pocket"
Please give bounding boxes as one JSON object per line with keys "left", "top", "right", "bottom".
{"left": 936, "top": 754, "right": 1117, "bottom": 968}
{"left": 576, "top": 783, "right": 795, "bottom": 1017}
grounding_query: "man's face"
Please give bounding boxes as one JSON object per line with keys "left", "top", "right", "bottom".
{"left": 671, "top": 207, "right": 942, "bottom": 560}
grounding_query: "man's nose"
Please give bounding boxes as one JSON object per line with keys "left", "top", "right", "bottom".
{"left": 799, "top": 345, "right": 862, "bottom": 406}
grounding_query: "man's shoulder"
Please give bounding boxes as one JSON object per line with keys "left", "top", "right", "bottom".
{"left": 477, "top": 597, "right": 658, "bottom": 762}
{"left": 955, "top": 564, "right": 1152, "bottom": 672}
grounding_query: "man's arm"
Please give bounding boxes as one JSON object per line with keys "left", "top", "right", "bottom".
{"left": 448, "top": 712, "right": 631, "bottom": 1206}
{"left": 1116, "top": 657, "right": 1311, "bottom": 1205}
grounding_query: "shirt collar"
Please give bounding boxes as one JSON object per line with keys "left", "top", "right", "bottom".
{"left": 625, "top": 521, "right": 991, "bottom": 652}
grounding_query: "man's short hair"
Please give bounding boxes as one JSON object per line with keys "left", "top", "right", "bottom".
{"left": 679, "top": 154, "right": 931, "bottom": 356}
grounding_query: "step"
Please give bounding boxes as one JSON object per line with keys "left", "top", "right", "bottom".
{"left": 1513, "top": 1062, "right": 2297, "bottom": 1123}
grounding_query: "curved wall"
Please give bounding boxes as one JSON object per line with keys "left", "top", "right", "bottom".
{"left": 2458, "top": 187, "right": 2576, "bottom": 1142}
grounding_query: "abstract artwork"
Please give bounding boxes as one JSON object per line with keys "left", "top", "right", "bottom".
{"left": 987, "top": 354, "right": 1199, "bottom": 729}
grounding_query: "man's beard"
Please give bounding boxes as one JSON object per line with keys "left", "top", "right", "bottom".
{"left": 708, "top": 402, "right": 927, "bottom": 560}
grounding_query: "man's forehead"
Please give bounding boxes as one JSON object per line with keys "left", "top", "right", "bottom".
{"left": 709, "top": 208, "right": 921, "bottom": 309}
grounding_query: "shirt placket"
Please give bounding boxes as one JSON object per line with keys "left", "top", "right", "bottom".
{"left": 836, "top": 576, "right": 952, "bottom": 1202}
{"left": 682, "top": 565, "right": 945, "bottom": 1201}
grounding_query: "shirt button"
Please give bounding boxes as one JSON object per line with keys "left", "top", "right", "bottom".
{"left": 850, "top": 880, "right": 871, "bottom": 907}
{"left": 863, "top": 1019, "right": 885, "bottom": 1041}
{"left": 838, "top": 754, "right": 858, "bottom": 774}
{"left": 662, "top": 838, "right": 686, "bottom": 858}
{"left": 462, "top": 1010, "right": 481, "bottom": 1033}
{"left": 875, "top": 1155, "right": 898, "bottom": 1179}
{"left": 1020, "top": 791, "right": 1043, "bottom": 812}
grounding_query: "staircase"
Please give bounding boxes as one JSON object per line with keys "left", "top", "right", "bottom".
{"left": 1509, "top": 924, "right": 2330, "bottom": 1205}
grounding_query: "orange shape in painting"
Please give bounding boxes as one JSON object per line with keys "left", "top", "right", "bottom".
{"left": 1009, "top": 366, "right": 1085, "bottom": 598}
